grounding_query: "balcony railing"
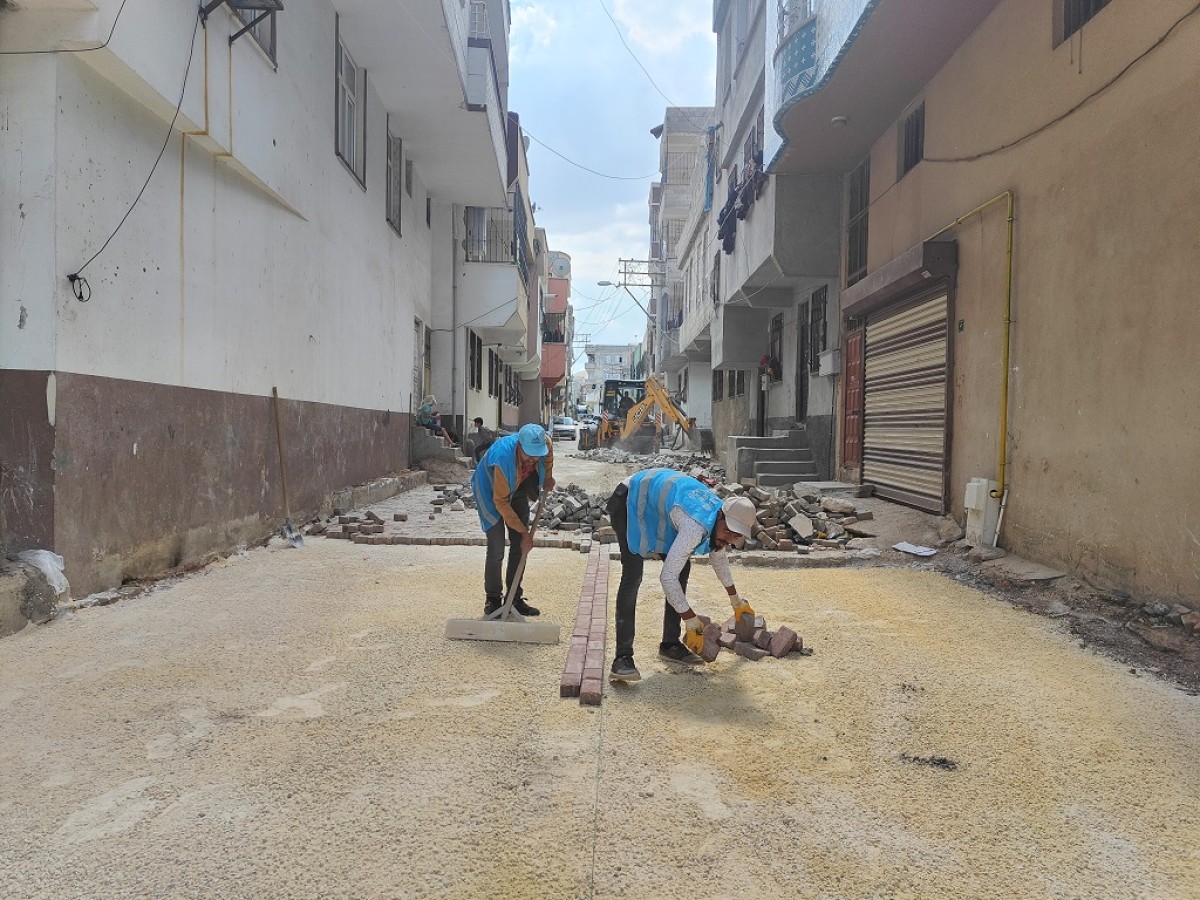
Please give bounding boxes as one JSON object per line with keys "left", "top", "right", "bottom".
{"left": 465, "top": 207, "right": 515, "bottom": 263}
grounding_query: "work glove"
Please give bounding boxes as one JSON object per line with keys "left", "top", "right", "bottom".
{"left": 730, "top": 596, "right": 756, "bottom": 621}
{"left": 682, "top": 616, "right": 706, "bottom": 657}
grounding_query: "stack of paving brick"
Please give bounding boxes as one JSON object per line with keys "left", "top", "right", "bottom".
{"left": 538, "top": 484, "right": 607, "bottom": 531}
{"left": 560, "top": 545, "right": 609, "bottom": 706}
{"left": 320, "top": 510, "right": 407, "bottom": 544}
{"left": 713, "top": 484, "right": 874, "bottom": 553}
{"left": 697, "top": 612, "right": 806, "bottom": 662}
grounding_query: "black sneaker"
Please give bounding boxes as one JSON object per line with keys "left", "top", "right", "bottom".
{"left": 513, "top": 598, "right": 540, "bottom": 617}
{"left": 483, "top": 598, "right": 501, "bottom": 617}
{"left": 610, "top": 656, "right": 641, "bottom": 682}
{"left": 659, "top": 642, "right": 703, "bottom": 665}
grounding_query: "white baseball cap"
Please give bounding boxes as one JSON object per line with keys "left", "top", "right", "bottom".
{"left": 720, "top": 497, "right": 756, "bottom": 538}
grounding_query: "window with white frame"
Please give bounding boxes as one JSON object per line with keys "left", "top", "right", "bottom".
{"left": 335, "top": 22, "right": 366, "bottom": 183}
{"left": 386, "top": 123, "right": 402, "bottom": 235}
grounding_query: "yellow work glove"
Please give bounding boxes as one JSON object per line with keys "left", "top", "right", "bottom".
{"left": 731, "top": 597, "right": 756, "bottom": 621}
{"left": 682, "top": 617, "right": 706, "bottom": 657}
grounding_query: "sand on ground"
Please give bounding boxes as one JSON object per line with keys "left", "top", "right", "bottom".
{"left": 1, "top": 530, "right": 1198, "bottom": 899}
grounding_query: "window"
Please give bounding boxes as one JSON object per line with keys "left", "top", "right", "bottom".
{"left": 468, "top": 331, "right": 483, "bottom": 391}
{"left": 426, "top": 197, "right": 432, "bottom": 229}
{"left": 809, "top": 286, "right": 827, "bottom": 373}
{"left": 735, "top": 370, "right": 746, "bottom": 397}
{"left": 405, "top": 159, "right": 414, "bottom": 198}
{"left": 336, "top": 24, "right": 366, "bottom": 184}
{"left": 727, "top": 370, "right": 736, "bottom": 397}
{"left": 899, "top": 103, "right": 924, "bottom": 177}
{"left": 768, "top": 314, "right": 783, "bottom": 382}
{"left": 235, "top": 7, "right": 277, "bottom": 62}
{"left": 846, "top": 156, "right": 870, "bottom": 287}
{"left": 386, "top": 124, "right": 402, "bottom": 236}
{"left": 713, "top": 369, "right": 724, "bottom": 401}
{"left": 710, "top": 251, "right": 721, "bottom": 306}
{"left": 1059, "top": 0, "right": 1111, "bottom": 44}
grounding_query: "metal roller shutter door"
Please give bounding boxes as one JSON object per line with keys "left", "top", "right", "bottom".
{"left": 862, "top": 293, "right": 949, "bottom": 512}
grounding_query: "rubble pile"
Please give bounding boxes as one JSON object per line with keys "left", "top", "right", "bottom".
{"left": 538, "top": 484, "right": 607, "bottom": 531}
{"left": 695, "top": 611, "right": 811, "bottom": 663}
{"left": 572, "top": 449, "right": 727, "bottom": 484}
{"left": 713, "top": 484, "right": 874, "bottom": 553}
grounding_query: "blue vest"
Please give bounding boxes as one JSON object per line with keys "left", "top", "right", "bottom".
{"left": 472, "top": 433, "right": 546, "bottom": 532}
{"left": 625, "top": 468, "right": 721, "bottom": 557}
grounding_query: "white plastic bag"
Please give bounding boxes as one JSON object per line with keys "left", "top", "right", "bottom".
{"left": 16, "top": 549, "right": 70, "bottom": 599}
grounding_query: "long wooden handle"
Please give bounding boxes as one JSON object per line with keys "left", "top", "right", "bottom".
{"left": 500, "top": 488, "right": 546, "bottom": 608}
{"left": 271, "top": 387, "right": 292, "bottom": 520}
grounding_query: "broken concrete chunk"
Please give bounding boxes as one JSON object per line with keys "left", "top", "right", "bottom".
{"left": 937, "top": 517, "right": 966, "bottom": 544}
{"left": 968, "top": 545, "right": 1007, "bottom": 562}
{"left": 820, "top": 497, "right": 856, "bottom": 516}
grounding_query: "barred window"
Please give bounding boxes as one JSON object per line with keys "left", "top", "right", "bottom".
{"left": 713, "top": 369, "right": 724, "bottom": 401}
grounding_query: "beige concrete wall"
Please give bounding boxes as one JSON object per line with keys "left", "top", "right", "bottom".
{"left": 859, "top": 0, "right": 1200, "bottom": 605}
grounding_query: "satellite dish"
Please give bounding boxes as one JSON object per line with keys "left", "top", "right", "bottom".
{"left": 551, "top": 257, "right": 571, "bottom": 278}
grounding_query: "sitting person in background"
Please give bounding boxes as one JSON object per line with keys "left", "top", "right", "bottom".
{"left": 417, "top": 395, "right": 459, "bottom": 446}
{"left": 471, "top": 416, "right": 496, "bottom": 463}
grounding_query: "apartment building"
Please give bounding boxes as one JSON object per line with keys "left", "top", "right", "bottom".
{"left": 539, "top": 249, "right": 574, "bottom": 417}
{"left": 769, "top": 0, "right": 1200, "bottom": 605}
{"left": 0, "top": 0, "right": 514, "bottom": 594}
{"left": 652, "top": 106, "right": 715, "bottom": 429}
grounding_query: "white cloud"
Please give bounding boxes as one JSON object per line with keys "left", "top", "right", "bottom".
{"left": 612, "top": 0, "right": 714, "bottom": 56}
{"left": 510, "top": 2, "right": 559, "bottom": 62}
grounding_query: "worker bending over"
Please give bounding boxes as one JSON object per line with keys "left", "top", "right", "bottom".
{"left": 473, "top": 423, "right": 556, "bottom": 618}
{"left": 606, "top": 467, "right": 757, "bottom": 682}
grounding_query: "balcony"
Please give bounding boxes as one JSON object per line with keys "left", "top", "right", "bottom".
{"left": 540, "top": 343, "right": 567, "bottom": 386}
{"left": 333, "top": 0, "right": 507, "bottom": 205}
{"left": 460, "top": 206, "right": 527, "bottom": 348}
{"left": 769, "top": 0, "right": 1001, "bottom": 174}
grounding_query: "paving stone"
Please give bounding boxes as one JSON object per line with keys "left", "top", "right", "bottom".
{"left": 733, "top": 641, "right": 769, "bottom": 661}
{"left": 717, "top": 632, "right": 737, "bottom": 649}
{"left": 393, "top": 513, "right": 408, "bottom": 521}
{"left": 768, "top": 627, "right": 798, "bottom": 658}
{"left": 734, "top": 612, "right": 756, "bottom": 642}
{"left": 753, "top": 629, "right": 772, "bottom": 650}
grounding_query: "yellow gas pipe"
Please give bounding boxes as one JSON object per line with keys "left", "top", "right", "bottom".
{"left": 924, "top": 190, "right": 1015, "bottom": 501}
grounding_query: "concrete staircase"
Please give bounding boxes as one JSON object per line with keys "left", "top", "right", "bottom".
{"left": 727, "top": 428, "right": 818, "bottom": 487}
{"left": 410, "top": 428, "right": 471, "bottom": 466}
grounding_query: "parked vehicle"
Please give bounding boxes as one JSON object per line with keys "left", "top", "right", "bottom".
{"left": 550, "top": 416, "right": 578, "bottom": 442}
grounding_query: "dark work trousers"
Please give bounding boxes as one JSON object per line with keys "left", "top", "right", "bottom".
{"left": 608, "top": 484, "right": 691, "bottom": 659}
{"left": 484, "top": 472, "right": 537, "bottom": 603}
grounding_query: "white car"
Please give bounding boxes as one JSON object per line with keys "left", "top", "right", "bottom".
{"left": 550, "top": 417, "right": 578, "bottom": 441}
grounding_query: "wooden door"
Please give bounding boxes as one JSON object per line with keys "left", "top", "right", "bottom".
{"left": 842, "top": 325, "right": 864, "bottom": 468}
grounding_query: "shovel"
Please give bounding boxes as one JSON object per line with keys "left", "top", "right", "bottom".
{"left": 271, "top": 386, "right": 304, "bottom": 548}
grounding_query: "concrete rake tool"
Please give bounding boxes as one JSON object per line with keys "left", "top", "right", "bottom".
{"left": 271, "top": 386, "right": 304, "bottom": 549}
{"left": 445, "top": 490, "right": 561, "bottom": 645}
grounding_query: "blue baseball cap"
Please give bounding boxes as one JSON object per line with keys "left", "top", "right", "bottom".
{"left": 518, "top": 423, "right": 549, "bottom": 457}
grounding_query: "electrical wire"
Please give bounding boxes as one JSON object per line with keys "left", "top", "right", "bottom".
{"left": 0, "top": 0, "right": 130, "bottom": 55}
{"left": 594, "top": 0, "right": 712, "bottom": 134}
{"left": 429, "top": 295, "right": 523, "bottom": 332}
{"left": 67, "top": 9, "right": 202, "bottom": 300}
{"left": 926, "top": 1, "right": 1200, "bottom": 163}
{"left": 522, "top": 129, "right": 659, "bottom": 181}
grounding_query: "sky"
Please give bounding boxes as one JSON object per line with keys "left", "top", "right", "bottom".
{"left": 506, "top": 0, "right": 716, "bottom": 375}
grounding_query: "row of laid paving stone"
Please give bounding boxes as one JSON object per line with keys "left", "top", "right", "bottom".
{"left": 560, "top": 545, "right": 609, "bottom": 706}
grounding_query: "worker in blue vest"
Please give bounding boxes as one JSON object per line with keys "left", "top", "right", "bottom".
{"left": 473, "top": 423, "right": 556, "bottom": 617}
{"left": 605, "top": 468, "right": 758, "bottom": 682}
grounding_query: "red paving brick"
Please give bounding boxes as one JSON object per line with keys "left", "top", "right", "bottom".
{"left": 559, "top": 545, "right": 609, "bottom": 707}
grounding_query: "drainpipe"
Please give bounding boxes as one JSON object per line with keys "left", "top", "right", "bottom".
{"left": 924, "top": 190, "right": 1015, "bottom": 500}
{"left": 451, "top": 211, "right": 460, "bottom": 439}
